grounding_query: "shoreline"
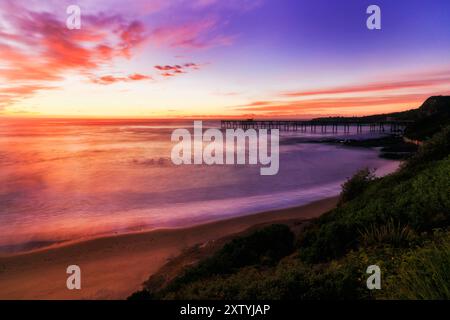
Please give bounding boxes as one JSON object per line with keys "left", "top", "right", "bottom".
{"left": 0, "top": 196, "right": 338, "bottom": 300}
{"left": 0, "top": 130, "right": 402, "bottom": 257}
{"left": 0, "top": 194, "right": 343, "bottom": 258}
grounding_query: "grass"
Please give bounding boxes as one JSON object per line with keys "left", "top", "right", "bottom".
{"left": 358, "top": 219, "right": 416, "bottom": 247}
{"left": 383, "top": 232, "right": 450, "bottom": 299}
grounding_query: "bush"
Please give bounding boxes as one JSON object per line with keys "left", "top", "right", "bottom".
{"left": 128, "top": 289, "right": 153, "bottom": 300}
{"left": 298, "top": 221, "right": 358, "bottom": 263}
{"left": 157, "top": 255, "right": 369, "bottom": 300}
{"left": 405, "top": 125, "right": 450, "bottom": 169}
{"left": 385, "top": 233, "right": 450, "bottom": 299}
{"left": 339, "top": 168, "right": 376, "bottom": 205}
{"left": 158, "top": 224, "right": 295, "bottom": 296}
{"left": 298, "top": 128, "right": 450, "bottom": 263}
{"left": 359, "top": 219, "right": 416, "bottom": 247}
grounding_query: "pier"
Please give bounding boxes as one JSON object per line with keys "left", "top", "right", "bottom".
{"left": 220, "top": 119, "right": 413, "bottom": 134}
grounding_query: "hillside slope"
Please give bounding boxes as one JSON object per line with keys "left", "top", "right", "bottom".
{"left": 130, "top": 97, "right": 450, "bottom": 300}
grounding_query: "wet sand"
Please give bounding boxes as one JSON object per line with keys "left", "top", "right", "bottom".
{"left": 0, "top": 196, "right": 338, "bottom": 300}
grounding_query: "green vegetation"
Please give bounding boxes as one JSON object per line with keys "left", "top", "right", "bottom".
{"left": 338, "top": 168, "right": 375, "bottom": 205}
{"left": 298, "top": 139, "right": 450, "bottom": 263}
{"left": 383, "top": 232, "right": 450, "bottom": 299}
{"left": 129, "top": 224, "right": 295, "bottom": 300}
{"left": 358, "top": 219, "right": 417, "bottom": 248}
{"left": 129, "top": 97, "right": 450, "bottom": 300}
{"left": 166, "top": 224, "right": 295, "bottom": 284}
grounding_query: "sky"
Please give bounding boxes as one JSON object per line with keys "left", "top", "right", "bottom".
{"left": 0, "top": 0, "right": 450, "bottom": 119}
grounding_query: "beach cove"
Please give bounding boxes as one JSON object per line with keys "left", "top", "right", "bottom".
{"left": 0, "top": 197, "right": 338, "bottom": 299}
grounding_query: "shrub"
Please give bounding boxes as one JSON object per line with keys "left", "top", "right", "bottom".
{"left": 157, "top": 255, "right": 369, "bottom": 300}
{"left": 297, "top": 128, "right": 450, "bottom": 264}
{"left": 160, "top": 224, "right": 295, "bottom": 295}
{"left": 385, "top": 234, "right": 450, "bottom": 299}
{"left": 339, "top": 168, "right": 376, "bottom": 205}
{"left": 404, "top": 125, "right": 450, "bottom": 169}
{"left": 128, "top": 289, "right": 153, "bottom": 300}
{"left": 359, "top": 219, "right": 416, "bottom": 247}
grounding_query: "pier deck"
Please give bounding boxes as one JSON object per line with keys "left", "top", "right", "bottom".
{"left": 220, "top": 119, "right": 413, "bottom": 134}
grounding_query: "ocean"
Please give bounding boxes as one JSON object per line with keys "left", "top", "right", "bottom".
{"left": 0, "top": 119, "right": 398, "bottom": 253}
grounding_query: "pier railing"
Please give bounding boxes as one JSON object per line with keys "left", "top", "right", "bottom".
{"left": 220, "top": 119, "right": 414, "bottom": 134}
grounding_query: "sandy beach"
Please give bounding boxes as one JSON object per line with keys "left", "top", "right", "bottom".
{"left": 0, "top": 197, "right": 337, "bottom": 300}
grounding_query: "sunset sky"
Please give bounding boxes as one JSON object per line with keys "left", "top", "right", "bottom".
{"left": 1, "top": 0, "right": 450, "bottom": 118}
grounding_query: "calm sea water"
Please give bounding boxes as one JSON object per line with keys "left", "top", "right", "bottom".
{"left": 0, "top": 119, "right": 398, "bottom": 253}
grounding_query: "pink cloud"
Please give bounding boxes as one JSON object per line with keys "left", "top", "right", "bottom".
{"left": 154, "top": 62, "right": 201, "bottom": 77}
{"left": 232, "top": 69, "right": 450, "bottom": 117}
{"left": 282, "top": 73, "right": 450, "bottom": 97}
{"left": 0, "top": 0, "right": 261, "bottom": 112}
{"left": 151, "top": 18, "right": 235, "bottom": 49}
{"left": 0, "top": 84, "right": 56, "bottom": 107}
{"left": 91, "top": 73, "right": 152, "bottom": 85}
{"left": 128, "top": 73, "right": 151, "bottom": 81}
{"left": 0, "top": 4, "right": 148, "bottom": 109}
